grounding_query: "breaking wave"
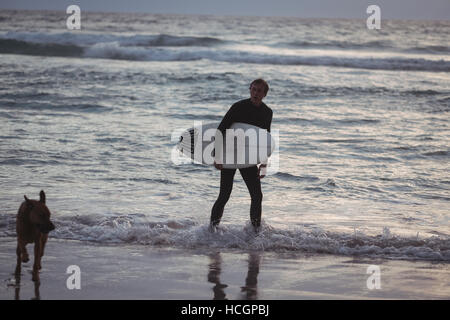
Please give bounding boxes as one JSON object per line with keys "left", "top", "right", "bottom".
{"left": 0, "top": 31, "right": 224, "bottom": 47}
{"left": 1, "top": 214, "right": 448, "bottom": 261}
{"left": 1, "top": 32, "right": 449, "bottom": 72}
{"left": 281, "top": 39, "right": 450, "bottom": 54}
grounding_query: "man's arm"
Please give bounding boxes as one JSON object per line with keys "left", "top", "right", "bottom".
{"left": 217, "top": 103, "right": 239, "bottom": 134}
{"left": 258, "top": 108, "right": 273, "bottom": 177}
{"left": 214, "top": 103, "right": 239, "bottom": 167}
{"left": 266, "top": 108, "right": 273, "bottom": 133}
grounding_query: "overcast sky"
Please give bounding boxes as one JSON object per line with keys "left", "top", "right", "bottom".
{"left": 1, "top": 0, "right": 449, "bottom": 20}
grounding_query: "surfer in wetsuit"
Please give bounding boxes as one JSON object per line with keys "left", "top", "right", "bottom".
{"left": 210, "top": 79, "right": 273, "bottom": 233}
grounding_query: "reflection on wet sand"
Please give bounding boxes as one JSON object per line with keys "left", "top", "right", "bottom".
{"left": 8, "top": 272, "right": 41, "bottom": 300}
{"left": 207, "top": 252, "right": 228, "bottom": 300}
{"left": 240, "top": 252, "right": 261, "bottom": 300}
{"left": 207, "top": 251, "right": 261, "bottom": 300}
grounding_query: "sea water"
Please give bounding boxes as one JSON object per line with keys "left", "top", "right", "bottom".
{"left": 0, "top": 10, "right": 449, "bottom": 261}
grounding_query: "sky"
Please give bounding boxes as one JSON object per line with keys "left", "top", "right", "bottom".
{"left": 0, "top": 0, "right": 449, "bottom": 20}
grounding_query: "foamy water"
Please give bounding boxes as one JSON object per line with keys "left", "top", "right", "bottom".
{"left": 0, "top": 10, "right": 449, "bottom": 261}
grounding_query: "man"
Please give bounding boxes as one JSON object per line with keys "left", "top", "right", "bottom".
{"left": 210, "top": 79, "right": 273, "bottom": 233}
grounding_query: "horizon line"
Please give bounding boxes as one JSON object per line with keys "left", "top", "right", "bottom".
{"left": 1, "top": 7, "right": 449, "bottom": 22}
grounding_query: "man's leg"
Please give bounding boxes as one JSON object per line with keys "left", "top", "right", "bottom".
{"left": 239, "top": 166, "right": 263, "bottom": 229}
{"left": 211, "top": 168, "right": 236, "bottom": 227}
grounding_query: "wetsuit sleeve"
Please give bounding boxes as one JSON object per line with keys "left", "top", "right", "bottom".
{"left": 266, "top": 109, "right": 273, "bottom": 133}
{"left": 215, "top": 103, "right": 239, "bottom": 164}
{"left": 260, "top": 109, "right": 273, "bottom": 168}
{"left": 217, "top": 103, "right": 239, "bottom": 134}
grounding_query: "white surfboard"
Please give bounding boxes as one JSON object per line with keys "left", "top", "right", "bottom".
{"left": 177, "top": 122, "right": 275, "bottom": 169}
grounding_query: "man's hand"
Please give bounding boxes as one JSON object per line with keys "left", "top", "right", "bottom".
{"left": 258, "top": 164, "right": 267, "bottom": 179}
{"left": 214, "top": 161, "right": 223, "bottom": 170}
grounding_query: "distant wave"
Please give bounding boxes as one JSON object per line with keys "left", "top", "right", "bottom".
{"left": 1, "top": 32, "right": 449, "bottom": 72}
{"left": 0, "top": 215, "right": 448, "bottom": 261}
{"left": 409, "top": 45, "right": 450, "bottom": 54}
{"left": 1, "top": 100, "right": 114, "bottom": 113}
{"left": 0, "top": 39, "right": 83, "bottom": 57}
{"left": 423, "top": 150, "right": 449, "bottom": 157}
{"left": 280, "top": 39, "right": 450, "bottom": 54}
{"left": 0, "top": 31, "right": 225, "bottom": 47}
{"left": 282, "top": 39, "right": 394, "bottom": 50}
{"left": 274, "top": 172, "right": 319, "bottom": 182}
{"left": 169, "top": 113, "right": 222, "bottom": 121}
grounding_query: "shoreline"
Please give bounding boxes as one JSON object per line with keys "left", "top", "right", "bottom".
{"left": 0, "top": 237, "right": 449, "bottom": 300}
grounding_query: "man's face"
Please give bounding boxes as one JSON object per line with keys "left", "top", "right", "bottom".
{"left": 250, "top": 83, "right": 267, "bottom": 106}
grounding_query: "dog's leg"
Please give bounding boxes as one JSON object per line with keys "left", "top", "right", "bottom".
{"left": 15, "top": 244, "right": 22, "bottom": 276}
{"left": 33, "top": 280, "right": 41, "bottom": 300}
{"left": 18, "top": 239, "right": 29, "bottom": 263}
{"left": 14, "top": 273, "right": 21, "bottom": 300}
{"left": 40, "top": 234, "right": 48, "bottom": 260}
{"left": 32, "top": 239, "right": 41, "bottom": 282}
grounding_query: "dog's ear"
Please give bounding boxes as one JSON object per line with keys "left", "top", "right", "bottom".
{"left": 24, "top": 195, "right": 33, "bottom": 207}
{"left": 39, "top": 190, "right": 46, "bottom": 204}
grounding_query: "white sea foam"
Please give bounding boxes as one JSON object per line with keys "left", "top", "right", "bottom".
{"left": 82, "top": 43, "right": 449, "bottom": 71}
{"left": 2, "top": 214, "right": 447, "bottom": 261}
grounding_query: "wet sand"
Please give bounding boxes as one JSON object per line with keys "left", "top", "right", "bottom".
{"left": 0, "top": 237, "right": 449, "bottom": 300}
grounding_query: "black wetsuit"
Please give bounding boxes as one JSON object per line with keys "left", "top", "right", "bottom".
{"left": 211, "top": 98, "right": 273, "bottom": 228}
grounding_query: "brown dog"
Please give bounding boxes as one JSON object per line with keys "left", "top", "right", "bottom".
{"left": 15, "top": 190, "right": 55, "bottom": 282}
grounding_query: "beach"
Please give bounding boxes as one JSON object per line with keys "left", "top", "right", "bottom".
{"left": 1, "top": 237, "right": 449, "bottom": 300}
{"left": 0, "top": 10, "right": 449, "bottom": 301}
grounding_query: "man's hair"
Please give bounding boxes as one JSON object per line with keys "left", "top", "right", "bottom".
{"left": 250, "top": 78, "right": 269, "bottom": 94}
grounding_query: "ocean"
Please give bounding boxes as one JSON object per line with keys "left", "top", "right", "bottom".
{"left": 0, "top": 10, "right": 449, "bottom": 261}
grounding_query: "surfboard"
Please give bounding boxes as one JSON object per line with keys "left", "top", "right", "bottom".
{"left": 177, "top": 122, "right": 275, "bottom": 169}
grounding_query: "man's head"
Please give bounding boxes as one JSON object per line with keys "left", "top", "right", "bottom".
{"left": 249, "top": 79, "right": 269, "bottom": 106}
